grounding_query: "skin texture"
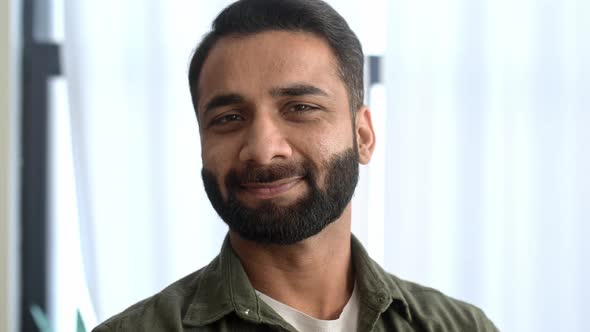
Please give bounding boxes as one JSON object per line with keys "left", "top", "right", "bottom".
{"left": 197, "top": 31, "right": 376, "bottom": 320}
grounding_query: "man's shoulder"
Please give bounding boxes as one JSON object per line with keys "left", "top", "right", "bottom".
{"left": 383, "top": 272, "right": 498, "bottom": 331}
{"left": 92, "top": 263, "right": 215, "bottom": 332}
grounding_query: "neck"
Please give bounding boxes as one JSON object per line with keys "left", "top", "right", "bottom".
{"left": 229, "top": 205, "right": 354, "bottom": 320}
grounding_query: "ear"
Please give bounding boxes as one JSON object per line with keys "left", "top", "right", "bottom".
{"left": 355, "top": 106, "right": 376, "bottom": 164}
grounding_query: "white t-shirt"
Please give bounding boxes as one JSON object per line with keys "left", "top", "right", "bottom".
{"left": 256, "top": 284, "right": 359, "bottom": 332}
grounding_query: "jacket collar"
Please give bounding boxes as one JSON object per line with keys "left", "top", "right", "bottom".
{"left": 350, "top": 235, "right": 412, "bottom": 322}
{"left": 183, "top": 233, "right": 412, "bottom": 327}
{"left": 182, "top": 235, "right": 292, "bottom": 329}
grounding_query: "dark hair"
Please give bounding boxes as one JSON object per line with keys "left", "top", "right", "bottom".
{"left": 188, "top": 0, "right": 364, "bottom": 118}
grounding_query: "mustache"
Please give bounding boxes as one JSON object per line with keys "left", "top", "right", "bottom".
{"left": 226, "top": 162, "right": 310, "bottom": 186}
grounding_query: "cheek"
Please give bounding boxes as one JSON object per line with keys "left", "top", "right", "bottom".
{"left": 201, "top": 148, "right": 220, "bottom": 171}
{"left": 201, "top": 143, "right": 233, "bottom": 193}
{"left": 305, "top": 125, "right": 353, "bottom": 158}
{"left": 296, "top": 137, "right": 335, "bottom": 187}
{"left": 313, "top": 140, "right": 332, "bottom": 162}
{"left": 306, "top": 126, "right": 355, "bottom": 185}
{"left": 200, "top": 135, "right": 238, "bottom": 169}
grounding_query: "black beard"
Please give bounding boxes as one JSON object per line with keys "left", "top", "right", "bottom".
{"left": 201, "top": 148, "right": 359, "bottom": 245}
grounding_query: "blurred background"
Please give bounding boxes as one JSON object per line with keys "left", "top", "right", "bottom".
{"left": 1, "top": 0, "right": 589, "bottom": 331}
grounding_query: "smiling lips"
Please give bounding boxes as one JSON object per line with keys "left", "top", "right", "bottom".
{"left": 240, "top": 176, "right": 304, "bottom": 199}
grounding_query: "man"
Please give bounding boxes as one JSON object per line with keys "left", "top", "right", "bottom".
{"left": 94, "top": 0, "right": 498, "bottom": 331}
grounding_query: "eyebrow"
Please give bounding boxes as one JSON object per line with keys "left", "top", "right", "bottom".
{"left": 202, "top": 93, "right": 245, "bottom": 117}
{"left": 269, "top": 84, "right": 329, "bottom": 98}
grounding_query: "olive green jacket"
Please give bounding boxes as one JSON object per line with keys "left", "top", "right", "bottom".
{"left": 93, "top": 235, "right": 499, "bottom": 331}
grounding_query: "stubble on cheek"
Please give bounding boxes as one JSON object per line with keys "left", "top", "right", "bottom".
{"left": 201, "top": 161, "right": 230, "bottom": 202}
{"left": 307, "top": 146, "right": 333, "bottom": 190}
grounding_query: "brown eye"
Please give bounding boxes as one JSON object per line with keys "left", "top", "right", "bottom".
{"left": 289, "top": 104, "right": 319, "bottom": 113}
{"left": 211, "top": 113, "right": 244, "bottom": 126}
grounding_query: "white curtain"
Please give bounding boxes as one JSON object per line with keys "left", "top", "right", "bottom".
{"left": 383, "top": 0, "right": 589, "bottom": 331}
{"left": 55, "top": 0, "right": 589, "bottom": 331}
{"left": 62, "top": 0, "right": 235, "bottom": 327}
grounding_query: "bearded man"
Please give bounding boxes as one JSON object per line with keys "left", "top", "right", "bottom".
{"left": 94, "top": 0, "right": 498, "bottom": 331}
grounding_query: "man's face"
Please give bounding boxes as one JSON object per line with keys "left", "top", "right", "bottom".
{"left": 197, "top": 31, "right": 360, "bottom": 245}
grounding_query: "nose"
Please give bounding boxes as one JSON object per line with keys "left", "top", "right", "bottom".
{"left": 239, "top": 115, "right": 292, "bottom": 165}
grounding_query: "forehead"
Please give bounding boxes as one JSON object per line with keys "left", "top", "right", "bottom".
{"left": 196, "top": 31, "right": 345, "bottom": 112}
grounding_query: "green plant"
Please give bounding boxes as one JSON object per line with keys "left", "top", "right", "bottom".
{"left": 30, "top": 305, "right": 87, "bottom": 332}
